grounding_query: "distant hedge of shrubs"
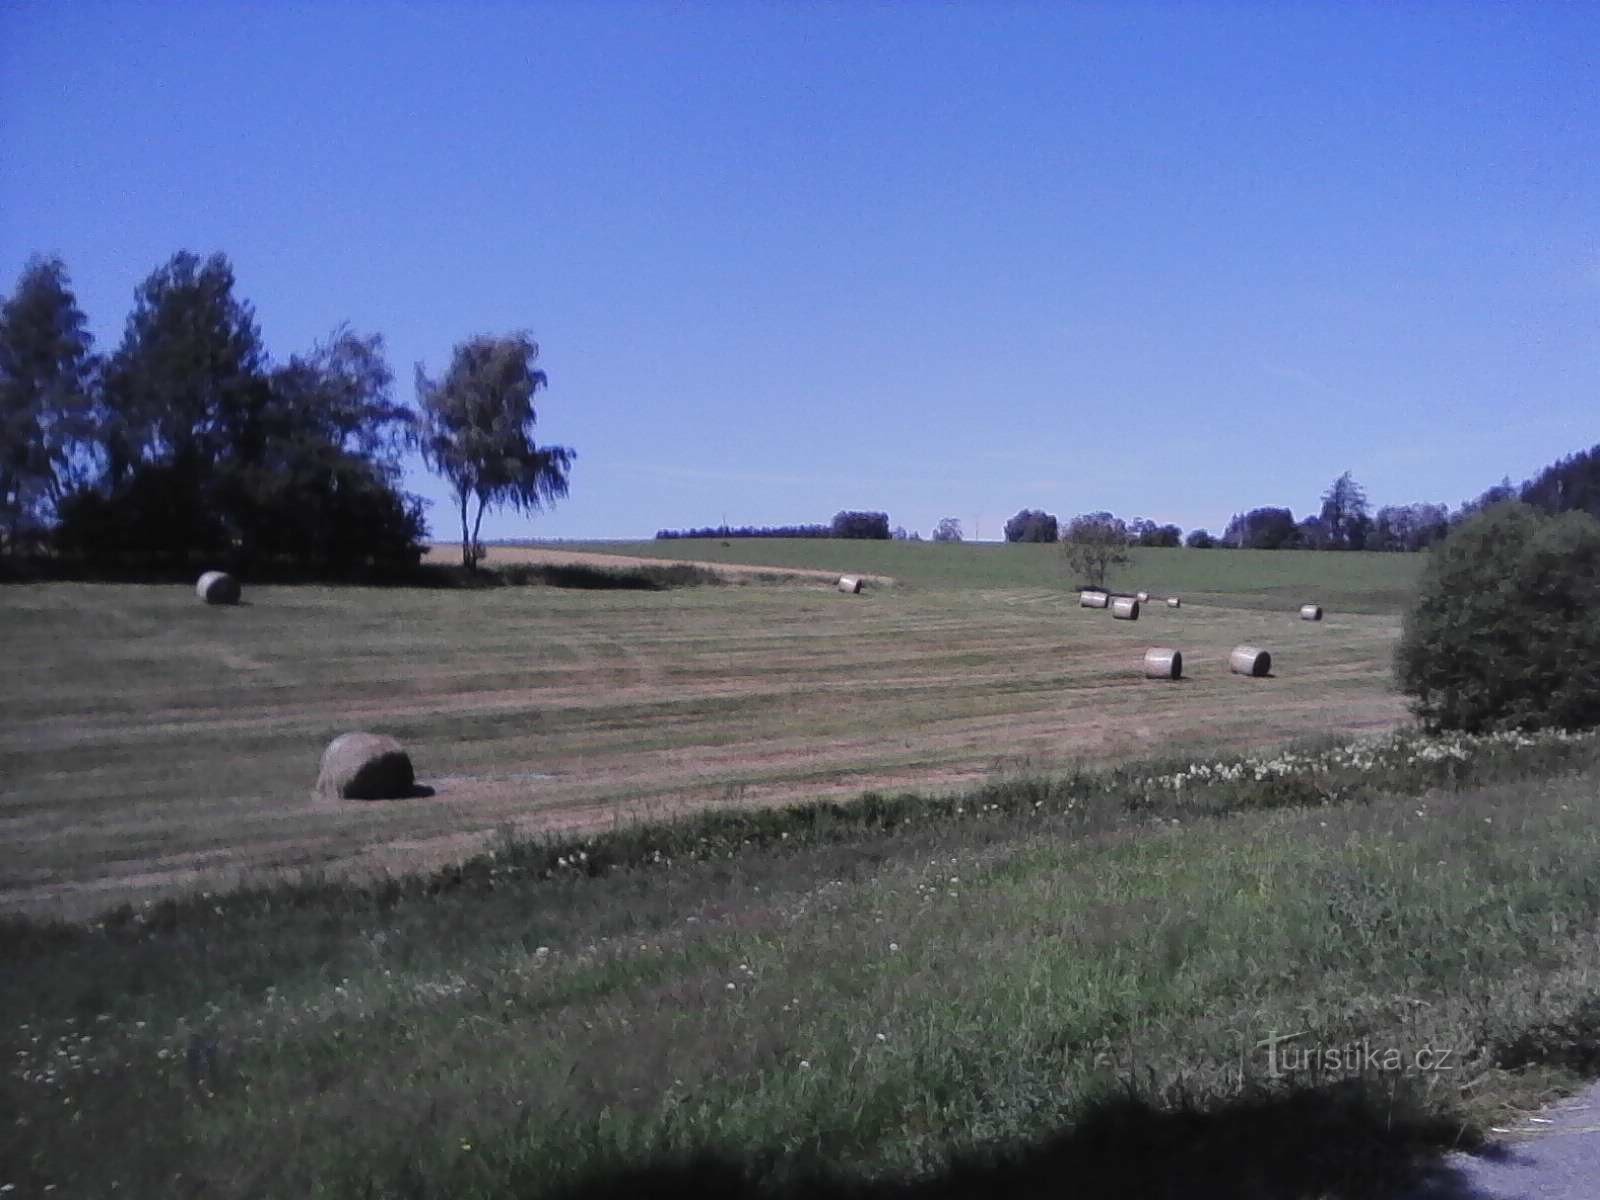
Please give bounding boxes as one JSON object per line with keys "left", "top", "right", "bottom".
{"left": 656, "top": 525, "right": 831, "bottom": 540}
{"left": 656, "top": 510, "right": 891, "bottom": 540}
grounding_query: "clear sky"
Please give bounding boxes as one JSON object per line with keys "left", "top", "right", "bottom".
{"left": 2, "top": 2, "right": 1596, "bottom": 541}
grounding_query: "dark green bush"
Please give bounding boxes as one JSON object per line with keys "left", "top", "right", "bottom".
{"left": 1395, "top": 502, "right": 1600, "bottom": 731}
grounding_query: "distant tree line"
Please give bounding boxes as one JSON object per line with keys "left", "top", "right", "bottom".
{"left": 1206, "top": 459, "right": 1600, "bottom": 552}
{"left": 656, "top": 511, "right": 891, "bottom": 540}
{"left": 0, "top": 252, "right": 573, "bottom": 573}
{"left": 656, "top": 524, "right": 831, "bottom": 540}
{"left": 1014, "top": 455, "right": 1600, "bottom": 557}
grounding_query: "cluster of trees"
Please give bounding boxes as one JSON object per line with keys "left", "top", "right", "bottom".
{"left": 1209, "top": 459, "right": 1600, "bottom": 554}
{"left": 1003, "top": 509, "right": 1057, "bottom": 543}
{"left": 1520, "top": 449, "right": 1600, "bottom": 519}
{"left": 1216, "top": 472, "right": 1375, "bottom": 550}
{"left": 0, "top": 253, "right": 574, "bottom": 572}
{"left": 1004, "top": 508, "right": 1179, "bottom": 546}
{"left": 831, "top": 511, "right": 892, "bottom": 539}
{"left": 1130, "top": 518, "right": 1183, "bottom": 548}
{"left": 655, "top": 511, "right": 892, "bottom": 541}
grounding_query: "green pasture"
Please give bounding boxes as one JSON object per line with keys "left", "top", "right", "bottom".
{"left": 537, "top": 539, "right": 1426, "bottom": 613}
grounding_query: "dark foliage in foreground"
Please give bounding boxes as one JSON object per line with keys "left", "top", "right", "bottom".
{"left": 1396, "top": 502, "right": 1600, "bottom": 732}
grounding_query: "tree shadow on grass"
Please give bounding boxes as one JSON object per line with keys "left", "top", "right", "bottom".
{"left": 541, "top": 1082, "right": 1505, "bottom": 1200}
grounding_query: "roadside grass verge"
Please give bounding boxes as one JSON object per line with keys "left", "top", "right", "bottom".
{"left": 5, "top": 729, "right": 1600, "bottom": 1197}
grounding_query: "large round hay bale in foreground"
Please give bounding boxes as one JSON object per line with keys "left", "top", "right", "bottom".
{"left": 1300, "top": 603, "right": 1323, "bottom": 621}
{"left": 837, "top": 575, "right": 863, "bottom": 594}
{"left": 1143, "top": 647, "right": 1182, "bottom": 680}
{"left": 1111, "top": 596, "right": 1140, "bottom": 620}
{"left": 195, "top": 570, "right": 240, "bottom": 605}
{"left": 1079, "top": 590, "right": 1110, "bottom": 608}
{"left": 1229, "top": 646, "right": 1272, "bottom": 677}
{"left": 315, "top": 732, "right": 416, "bottom": 800}
{"left": 1167, "top": 597, "right": 1181, "bottom": 608}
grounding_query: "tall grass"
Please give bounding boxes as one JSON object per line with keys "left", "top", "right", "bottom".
{"left": 5, "top": 729, "right": 1600, "bottom": 1197}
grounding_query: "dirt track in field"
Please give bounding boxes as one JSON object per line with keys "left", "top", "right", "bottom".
{"left": 1, "top": 579, "right": 1407, "bottom": 919}
{"left": 435, "top": 543, "right": 896, "bottom": 586}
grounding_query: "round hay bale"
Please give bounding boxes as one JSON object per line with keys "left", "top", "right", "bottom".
{"left": 1111, "top": 596, "right": 1140, "bottom": 620}
{"left": 1229, "top": 646, "right": 1272, "bottom": 677}
{"left": 195, "top": 570, "right": 240, "bottom": 605}
{"left": 1167, "top": 596, "right": 1181, "bottom": 608}
{"left": 1143, "top": 647, "right": 1182, "bottom": 680}
{"left": 1136, "top": 591, "right": 1150, "bottom": 603}
{"left": 315, "top": 732, "right": 416, "bottom": 800}
{"left": 1300, "top": 603, "right": 1323, "bottom": 621}
{"left": 1079, "top": 590, "right": 1110, "bottom": 609}
{"left": 837, "top": 575, "right": 863, "bottom": 594}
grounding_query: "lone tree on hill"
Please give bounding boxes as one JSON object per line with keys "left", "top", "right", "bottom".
{"left": 417, "top": 332, "right": 575, "bottom": 568}
{"left": 1061, "top": 511, "right": 1129, "bottom": 587}
{"left": 932, "top": 517, "right": 963, "bottom": 542}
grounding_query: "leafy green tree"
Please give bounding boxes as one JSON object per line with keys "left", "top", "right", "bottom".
{"left": 931, "top": 517, "right": 963, "bottom": 543}
{"left": 1061, "top": 511, "right": 1129, "bottom": 586}
{"left": 1130, "top": 518, "right": 1182, "bottom": 548}
{"left": 239, "top": 327, "right": 424, "bottom": 569}
{"left": 1395, "top": 502, "right": 1600, "bottom": 732}
{"left": 417, "top": 332, "right": 575, "bottom": 567}
{"left": 100, "top": 251, "right": 269, "bottom": 490}
{"left": 1318, "top": 471, "right": 1371, "bottom": 549}
{"left": 0, "top": 256, "right": 96, "bottom": 552}
{"left": 57, "top": 251, "right": 423, "bottom": 572}
{"left": 1373, "top": 502, "right": 1450, "bottom": 552}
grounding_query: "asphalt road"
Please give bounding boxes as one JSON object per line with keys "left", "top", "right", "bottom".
{"left": 1407, "top": 1081, "right": 1600, "bottom": 1199}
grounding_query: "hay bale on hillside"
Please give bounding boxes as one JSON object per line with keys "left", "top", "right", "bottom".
{"left": 837, "top": 575, "right": 864, "bottom": 594}
{"left": 1080, "top": 590, "right": 1110, "bottom": 608}
{"left": 1136, "top": 591, "right": 1150, "bottom": 603}
{"left": 1112, "top": 596, "right": 1140, "bottom": 620}
{"left": 1143, "top": 647, "right": 1182, "bottom": 680}
{"left": 1300, "top": 603, "right": 1323, "bottom": 621}
{"left": 315, "top": 732, "right": 416, "bottom": 800}
{"left": 195, "top": 570, "right": 240, "bottom": 605}
{"left": 1229, "top": 646, "right": 1272, "bottom": 677}
{"left": 1167, "top": 597, "right": 1181, "bottom": 608}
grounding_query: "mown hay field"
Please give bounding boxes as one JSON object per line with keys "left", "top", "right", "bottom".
{"left": 1, "top": 546, "right": 1414, "bottom": 918}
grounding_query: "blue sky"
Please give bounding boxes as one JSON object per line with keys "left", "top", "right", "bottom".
{"left": 3, "top": 3, "right": 1596, "bottom": 541}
